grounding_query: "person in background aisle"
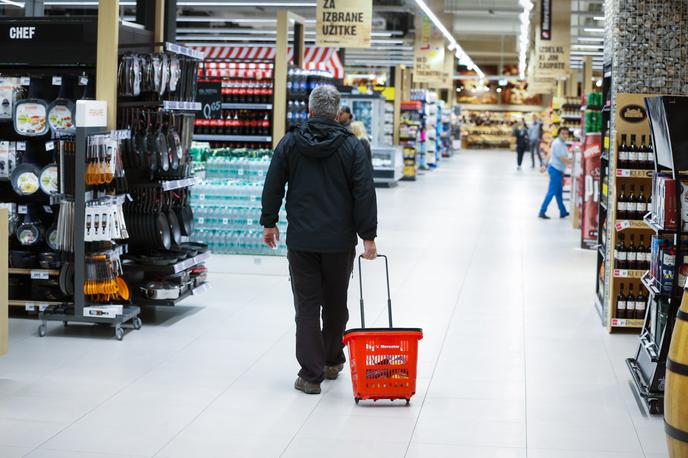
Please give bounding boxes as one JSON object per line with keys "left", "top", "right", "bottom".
{"left": 538, "top": 127, "right": 572, "bottom": 219}
{"left": 337, "top": 106, "right": 353, "bottom": 129}
{"left": 514, "top": 119, "right": 530, "bottom": 170}
{"left": 261, "top": 84, "right": 378, "bottom": 395}
{"left": 349, "top": 121, "right": 373, "bottom": 165}
{"left": 529, "top": 115, "right": 544, "bottom": 169}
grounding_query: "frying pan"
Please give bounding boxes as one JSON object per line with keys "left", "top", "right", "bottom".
{"left": 167, "top": 207, "right": 182, "bottom": 246}
{"left": 145, "top": 114, "right": 159, "bottom": 174}
{"left": 155, "top": 115, "right": 170, "bottom": 173}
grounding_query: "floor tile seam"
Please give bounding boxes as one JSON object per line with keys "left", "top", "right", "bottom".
{"left": 151, "top": 328, "right": 292, "bottom": 458}
{"left": 402, "top": 215, "right": 485, "bottom": 457}
{"left": 597, "top": 317, "right": 649, "bottom": 455}
{"left": 519, "top": 207, "right": 529, "bottom": 458}
{"left": 22, "top": 446, "right": 150, "bottom": 458}
{"left": 23, "top": 332, "right": 210, "bottom": 456}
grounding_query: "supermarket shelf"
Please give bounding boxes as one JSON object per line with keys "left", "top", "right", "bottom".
{"left": 611, "top": 318, "right": 644, "bottom": 329}
{"left": 9, "top": 299, "right": 67, "bottom": 308}
{"left": 135, "top": 282, "right": 209, "bottom": 307}
{"left": 615, "top": 219, "right": 651, "bottom": 231}
{"left": 193, "top": 134, "right": 272, "bottom": 142}
{"left": 118, "top": 100, "right": 201, "bottom": 111}
{"left": 613, "top": 269, "right": 646, "bottom": 279}
{"left": 222, "top": 103, "right": 272, "bottom": 110}
{"left": 8, "top": 268, "right": 60, "bottom": 277}
{"left": 123, "top": 251, "right": 210, "bottom": 274}
{"left": 160, "top": 177, "right": 198, "bottom": 192}
{"left": 616, "top": 168, "right": 653, "bottom": 178}
{"left": 643, "top": 213, "right": 667, "bottom": 233}
{"left": 641, "top": 271, "right": 665, "bottom": 296}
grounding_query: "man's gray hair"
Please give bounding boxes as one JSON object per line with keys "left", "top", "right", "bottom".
{"left": 308, "top": 84, "right": 340, "bottom": 120}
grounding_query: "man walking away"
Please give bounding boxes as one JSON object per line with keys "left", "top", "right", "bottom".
{"left": 529, "top": 115, "right": 544, "bottom": 168}
{"left": 539, "top": 127, "right": 572, "bottom": 219}
{"left": 260, "top": 85, "right": 378, "bottom": 395}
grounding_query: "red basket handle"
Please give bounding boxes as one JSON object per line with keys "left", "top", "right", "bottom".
{"left": 358, "top": 254, "right": 393, "bottom": 329}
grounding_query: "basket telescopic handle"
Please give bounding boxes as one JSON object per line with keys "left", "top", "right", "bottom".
{"left": 357, "top": 254, "right": 393, "bottom": 329}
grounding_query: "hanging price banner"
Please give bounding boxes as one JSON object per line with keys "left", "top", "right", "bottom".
{"left": 316, "top": 0, "right": 372, "bottom": 48}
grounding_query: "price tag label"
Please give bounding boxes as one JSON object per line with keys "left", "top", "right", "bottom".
{"left": 38, "top": 304, "right": 48, "bottom": 311}
{"left": 16, "top": 141, "right": 26, "bottom": 152}
{"left": 18, "top": 205, "right": 28, "bottom": 214}
{"left": 25, "top": 303, "right": 35, "bottom": 312}
{"left": 20, "top": 77, "right": 30, "bottom": 86}
{"left": 247, "top": 219, "right": 253, "bottom": 226}
{"left": 222, "top": 218, "right": 229, "bottom": 225}
{"left": 45, "top": 141, "right": 55, "bottom": 152}
{"left": 79, "top": 75, "right": 89, "bottom": 86}
{"left": 31, "top": 270, "right": 50, "bottom": 280}
{"left": 616, "top": 169, "right": 630, "bottom": 177}
{"left": 197, "top": 217, "right": 204, "bottom": 224}
{"left": 52, "top": 76, "right": 62, "bottom": 86}
{"left": 43, "top": 205, "right": 53, "bottom": 214}
{"left": 237, "top": 169, "right": 244, "bottom": 176}
{"left": 615, "top": 220, "right": 631, "bottom": 231}
{"left": 614, "top": 269, "right": 627, "bottom": 277}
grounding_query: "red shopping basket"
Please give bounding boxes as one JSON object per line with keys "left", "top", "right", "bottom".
{"left": 343, "top": 255, "right": 422, "bottom": 405}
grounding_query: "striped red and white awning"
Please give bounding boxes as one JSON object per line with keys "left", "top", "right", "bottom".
{"left": 195, "top": 46, "right": 344, "bottom": 79}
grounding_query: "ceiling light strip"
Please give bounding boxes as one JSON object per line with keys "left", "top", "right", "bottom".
{"left": 517, "top": 0, "right": 534, "bottom": 80}
{"left": 414, "top": 0, "right": 484, "bottom": 79}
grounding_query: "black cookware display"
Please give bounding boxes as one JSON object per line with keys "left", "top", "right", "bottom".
{"left": 118, "top": 52, "right": 199, "bottom": 103}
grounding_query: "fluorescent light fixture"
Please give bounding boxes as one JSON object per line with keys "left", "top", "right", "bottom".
{"left": 578, "top": 37, "right": 604, "bottom": 42}
{"left": 413, "top": 0, "right": 484, "bottom": 78}
{"left": 517, "top": 0, "right": 534, "bottom": 79}
{"left": 593, "top": 16, "right": 605, "bottom": 21}
{"left": 177, "top": 28, "right": 394, "bottom": 37}
{"left": 177, "top": 2, "right": 316, "bottom": 5}
{"left": 583, "top": 27, "right": 604, "bottom": 33}
{"left": 44, "top": 1, "right": 136, "bottom": 4}
{"left": 572, "top": 44, "right": 604, "bottom": 49}
{"left": 0, "top": 0, "right": 25, "bottom": 7}
{"left": 571, "top": 50, "right": 604, "bottom": 56}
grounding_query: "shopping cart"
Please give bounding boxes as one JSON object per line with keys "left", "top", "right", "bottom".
{"left": 343, "top": 255, "right": 423, "bottom": 405}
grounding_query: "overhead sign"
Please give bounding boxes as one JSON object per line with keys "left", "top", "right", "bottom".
{"left": 316, "top": 0, "right": 372, "bottom": 48}
{"left": 540, "top": 0, "right": 552, "bottom": 40}
{"left": 534, "top": 0, "right": 570, "bottom": 80}
{"left": 413, "top": 14, "right": 446, "bottom": 84}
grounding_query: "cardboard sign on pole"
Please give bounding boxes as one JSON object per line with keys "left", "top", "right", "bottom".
{"left": 534, "top": 0, "right": 570, "bottom": 80}
{"left": 316, "top": 0, "right": 372, "bottom": 48}
{"left": 413, "top": 14, "right": 445, "bottom": 84}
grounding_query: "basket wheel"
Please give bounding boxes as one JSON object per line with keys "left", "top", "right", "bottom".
{"left": 354, "top": 398, "right": 360, "bottom": 405}
{"left": 405, "top": 399, "right": 410, "bottom": 406}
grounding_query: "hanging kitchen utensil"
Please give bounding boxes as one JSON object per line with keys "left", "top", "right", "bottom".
{"left": 13, "top": 80, "right": 49, "bottom": 137}
{"left": 16, "top": 213, "right": 43, "bottom": 246}
{"left": 47, "top": 79, "right": 75, "bottom": 134}
{"left": 39, "top": 163, "right": 58, "bottom": 195}
{"left": 155, "top": 112, "right": 170, "bottom": 173}
{"left": 46, "top": 223, "right": 59, "bottom": 251}
{"left": 11, "top": 162, "right": 41, "bottom": 196}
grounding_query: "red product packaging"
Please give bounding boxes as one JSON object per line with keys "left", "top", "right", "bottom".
{"left": 581, "top": 134, "right": 601, "bottom": 249}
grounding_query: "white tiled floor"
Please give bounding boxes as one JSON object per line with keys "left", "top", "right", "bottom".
{"left": 0, "top": 149, "right": 668, "bottom": 457}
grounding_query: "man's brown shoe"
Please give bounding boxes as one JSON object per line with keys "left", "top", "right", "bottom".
{"left": 324, "top": 363, "right": 345, "bottom": 380}
{"left": 294, "top": 377, "right": 321, "bottom": 394}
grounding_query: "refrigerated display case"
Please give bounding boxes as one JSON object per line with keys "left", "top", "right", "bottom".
{"left": 340, "top": 94, "right": 388, "bottom": 145}
{"left": 371, "top": 145, "right": 403, "bottom": 187}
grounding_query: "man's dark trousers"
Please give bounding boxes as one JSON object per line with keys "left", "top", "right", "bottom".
{"left": 288, "top": 248, "right": 356, "bottom": 383}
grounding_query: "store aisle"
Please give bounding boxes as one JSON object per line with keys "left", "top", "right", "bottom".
{"left": 0, "top": 149, "right": 667, "bottom": 458}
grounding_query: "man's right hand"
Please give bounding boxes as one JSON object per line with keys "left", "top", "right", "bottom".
{"left": 263, "top": 227, "right": 279, "bottom": 248}
{"left": 362, "top": 239, "right": 377, "bottom": 260}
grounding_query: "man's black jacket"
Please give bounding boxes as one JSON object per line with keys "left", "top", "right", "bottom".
{"left": 260, "top": 117, "right": 378, "bottom": 253}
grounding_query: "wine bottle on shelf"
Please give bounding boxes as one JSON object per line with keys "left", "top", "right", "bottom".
{"left": 647, "top": 135, "right": 654, "bottom": 169}
{"left": 619, "top": 134, "right": 628, "bottom": 169}
{"left": 626, "top": 283, "right": 637, "bottom": 318}
{"left": 639, "top": 134, "right": 648, "bottom": 169}
{"left": 617, "top": 284, "right": 627, "bottom": 319}
{"left": 627, "top": 234, "right": 637, "bottom": 270}
{"left": 629, "top": 134, "right": 639, "bottom": 169}
{"left": 638, "top": 235, "right": 648, "bottom": 271}
{"left": 637, "top": 185, "right": 647, "bottom": 220}
{"left": 635, "top": 288, "right": 646, "bottom": 320}
{"left": 618, "top": 185, "right": 627, "bottom": 220}
{"left": 615, "top": 234, "right": 626, "bottom": 269}
{"left": 628, "top": 185, "right": 637, "bottom": 220}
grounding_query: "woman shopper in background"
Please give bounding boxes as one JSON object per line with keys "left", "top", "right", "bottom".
{"left": 514, "top": 119, "right": 530, "bottom": 170}
{"left": 538, "top": 127, "right": 572, "bottom": 219}
{"left": 349, "top": 121, "right": 372, "bottom": 165}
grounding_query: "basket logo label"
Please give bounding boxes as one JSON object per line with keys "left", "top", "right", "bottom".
{"left": 365, "top": 343, "right": 402, "bottom": 351}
